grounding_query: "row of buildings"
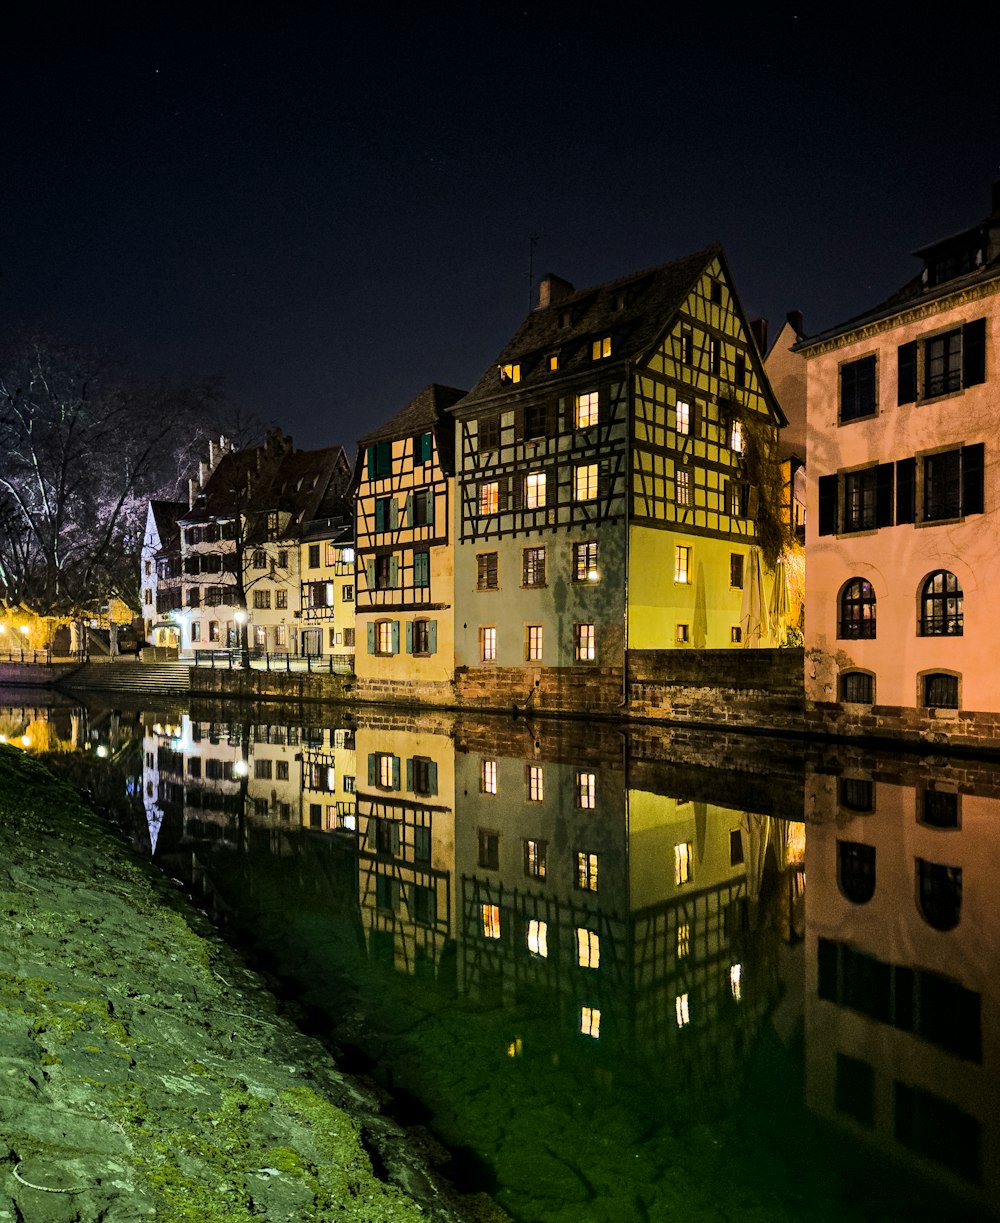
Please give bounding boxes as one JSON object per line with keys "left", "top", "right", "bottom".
{"left": 142, "top": 185, "right": 1000, "bottom": 739}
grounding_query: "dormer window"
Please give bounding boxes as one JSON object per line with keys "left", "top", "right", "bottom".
{"left": 548, "top": 353, "right": 559, "bottom": 371}
{"left": 559, "top": 309, "right": 572, "bottom": 329}
{"left": 591, "top": 336, "right": 611, "bottom": 361}
{"left": 500, "top": 362, "right": 521, "bottom": 384}
{"left": 612, "top": 292, "right": 626, "bottom": 311}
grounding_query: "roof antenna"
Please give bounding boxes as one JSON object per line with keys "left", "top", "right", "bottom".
{"left": 527, "top": 233, "right": 542, "bottom": 312}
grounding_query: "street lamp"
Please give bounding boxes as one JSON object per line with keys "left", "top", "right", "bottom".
{"left": 233, "top": 608, "right": 249, "bottom": 668}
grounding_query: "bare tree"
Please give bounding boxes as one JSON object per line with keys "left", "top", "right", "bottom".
{"left": 0, "top": 332, "right": 220, "bottom": 623}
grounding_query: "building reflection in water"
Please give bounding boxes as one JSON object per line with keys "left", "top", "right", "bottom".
{"left": 805, "top": 748, "right": 1000, "bottom": 1215}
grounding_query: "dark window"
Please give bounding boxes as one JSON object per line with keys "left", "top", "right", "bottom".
{"left": 410, "top": 755, "right": 437, "bottom": 796}
{"left": 478, "top": 414, "right": 500, "bottom": 451}
{"left": 522, "top": 547, "right": 546, "bottom": 586}
{"left": 413, "top": 825, "right": 431, "bottom": 865}
{"left": 729, "top": 829, "right": 744, "bottom": 866}
{"left": 843, "top": 467, "right": 879, "bottom": 531}
{"left": 730, "top": 553, "right": 744, "bottom": 589}
{"left": 840, "top": 354, "right": 877, "bottom": 422}
{"left": 917, "top": 859, "right": 962, "bottom": 931}
{"left": 682, "top": 328, "right": 693, "bottom": 364}
{"left": 919, "top": 570, "right": 963, "bottom": 635}
{"left": 840, "top": 671, "right": 874, "bottom": 704}
{"left": 923, "top": 672, "right": 958, "bottom": 709}
{"left": 412, "top": 884, "right": 436, "bottom": 925}
{"left": 367, "top": 440, "right": 392, "bottom": 478}
{"left": 522, "top": 403, "right": 551, "bottom": 440}
{"left": 477, "top": 552, "right": 498, "bottom": 590}
{"left": 839, "top": 777, "right": 875, "bottom": 812}
{"left": 375, "top": 554, "right": 393, "bottom": 589}
{"left": 412, "top": 619, "right": 431, "bottom": 655}
{"left": 838, "top": 840, "right": 876, "bottom": 904}
{"left": 374, "top": 496, "right": 393, "bottom": 532}
{"left": 478, "top": 829, "right": 499, "bottom": 871}
{"left": 412, "top": 490, "right": 431, "bottom": 527}
{"left": 923, "top": 444, "right": 984, "bottom": 521}
{"left": 919, "top": 788, "right": 960, "bottom": 829}
{"left": 710, "top": 279, "right": 722, "bottom": 305}
{"left": 839, "top": 578, "right": 876, "bottom": 639}
{"left": 894, "top": 1083, "right": 982, "bottom": 1184}
{"left": 925, "top": 328, "right": 963, "bottom": 397}
{"left": 898, "top": 318, "right": 986, "bottom": 405}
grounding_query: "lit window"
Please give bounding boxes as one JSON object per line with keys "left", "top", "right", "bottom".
{"left": 674, "top": 841, "right": 692, "bottom": 885}
{"left": 575, "top": 391, "right": 599, "bottom": 428}
{"left": 709, "top": 337, "right": 720, "bottom": 374}
{"left": 481, "top": 759, "right": 497, "bottom": 795}
{"left": 525, "top": 471, "right": 547, "bottom": 509}
{"left": 376, "top": 753, "right": 396, "bottom": 788}
{"left": 573, "top": 541, "right": 599, "bottom": 582}
{"left": 275, "top": 624, "right": 288, "bottom": 647}
{"left": 682, "top": 329, "right": 693, "bottom": 364}
{"left": 527, "top": 918, "right": 548, "bottom": 957}
{"left": 676, "top": 623, "right": 689, "bottom": 644}
{"left": 730, "top": 626, "right": 742, "bottom": 643}
{"left": 580, "top": 1006, "right": 601, "bottom": 1038}
{"left": 729, "top": 963, "right": 742, "bottom": 1001}
{"left": 526, "top": 624, "right": 543, "bottom": 662}
{"left": 374, "top": 620, "right": 395, "bottom": 654}
{"left": 575, "top": 623, "right": 596, "bottom": 662}
{"left": 479, "top": 481, "right": 500, "bottom": 515}
{"left": 479, "top": 626, "right": 497, "bottom": 661}
{"left": 522, "top": 547, "right": 546, "bottom": 586}
{"left": 576, "top": 771, "right": 596, "bottom": 809}
{"left": 253, "top": 589, "right": 271, "bottom": 609}
{"left": 482, "top": 903, "right": 501, "bottom": 939}
{"left": 574, "top": 464, "right": 598, "bottom": 500}
{"left": 576, "top": 927, "right": 600, "bottom": 969}
{"left": 577, "top": 851, "right": 599, "bottom": 892}
{"left": 730, "top": 419, "right": 744, "bottom": 453}
{"left": 548, "top": 353, "right": 559, "bottom": 372}
{"left": 676, "top": 468, "right": 691, "bottom": 506}
{"left": 592, "top": 336, "right": 611, "bottom": 360}
{"left": 499, "top": 362, "right": 521, "bottom": 383}
{"left": 523, "top": 837, "right": 546, "bottom": 877}
{"left": 675, "top": 993, "right": 691, "bottom": 1027}
{"left": 676, "top": 399, "right": 691, "bottom": 435}
{"left": 526, "top": 764, "right": 544, "bottom": 802}
{"left": 674, "top": 545, "right": 691, "bottom": 583}
{"left": 677, "top": 922, "right": 690, "bottom": 958}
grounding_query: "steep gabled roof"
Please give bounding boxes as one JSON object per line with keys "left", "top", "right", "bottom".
{"left": 148, "top": 499, "right": 186, "bottom": 543}
{"left": 452, "top": 245, "right": 722, "bottom": 411}
{"left": 355, "top": 383, "right": 467, "bottom": 482}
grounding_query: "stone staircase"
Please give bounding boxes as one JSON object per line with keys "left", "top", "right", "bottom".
{"left": 57, "top": 661, "right": 192, "bottom": 696}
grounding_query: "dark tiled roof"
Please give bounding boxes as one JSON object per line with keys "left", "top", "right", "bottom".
{"left": 358, "top": 384, "right": 467, "bottom": 446}
{"left": 149, "top": 500, "right": 186, "bottom": 542}
{"left": 453, "top": 245, "right": 722, "bottom": 410}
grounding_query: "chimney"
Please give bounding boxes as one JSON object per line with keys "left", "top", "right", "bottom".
{"left": 786, "top": 310, "right": 805, "bottom": 339}
{"left": 208, "top": 439, "right": 216, "bottom": 468}
{"left": 537, "top": 273, "right": 575, "bottom": 310}
{"left": 748, "top": 318, "right": 768, "bottom": 355}
{"left": 188, "top": 479, "right": 198, "bottom": 510}
{"left": 198, "top": 462, "right": 207, "bottom": 487}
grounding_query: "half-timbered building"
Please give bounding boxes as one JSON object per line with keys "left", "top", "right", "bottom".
{"left": 448, "top": 246, "right": 786, "bottom": 709}
{"left": 353, "top": 384, "right": 466, "bottom": 701}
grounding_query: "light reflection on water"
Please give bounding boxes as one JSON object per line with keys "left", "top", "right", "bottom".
{"left": 8, "top": 694, "right": 998, "bottom": 1223}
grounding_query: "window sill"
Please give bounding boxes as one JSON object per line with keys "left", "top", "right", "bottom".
{"left": 838, "top": 411, "right": 878, "bottom": 426}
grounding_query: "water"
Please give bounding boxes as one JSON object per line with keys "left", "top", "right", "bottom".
{"left": 5, "top": 692, "right": 997, "bottom": 1222}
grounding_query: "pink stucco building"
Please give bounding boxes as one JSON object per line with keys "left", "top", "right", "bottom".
{"left": 801, "top": 188, "right": 1000, "bottom": 746}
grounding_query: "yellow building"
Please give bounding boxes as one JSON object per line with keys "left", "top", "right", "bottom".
{"left": 353, "top": 384, "right": 466, "bottom": 702}
{"left": 300, "top": 516, "right": 356, "bottom": 665}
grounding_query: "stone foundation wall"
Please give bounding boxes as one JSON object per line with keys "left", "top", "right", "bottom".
{"left": 352, "top": 677, "right": 457, "bottom": 708}
{"left": 188, "top": 667, "right": 354, "bottom": 704}
{"left": 453, "top": 665, "right": 624, "bottom": 716}
{"left": 805, "top": 701, "right": 1000, "bottom": 754}
{"left": 627, "top": 648, "right": 805, "bottom": 733}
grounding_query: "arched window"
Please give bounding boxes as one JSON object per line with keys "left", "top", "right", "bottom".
{"left": 920, "top": 571, "right": 963, "bottom": 636}
{"left": 916, "top": 859, "right": 962, "bottom": 931}
{"left": 840, "top": 670, "right": 874, "bottom": 704}
{"left": 838, "top": 840, "right": 876, "bottom": 904}
{"left": 839, "top": 579, "right": 876, "bottom": 639}
{"left": 922, "top": 672, "right": 959, "bottom": 709}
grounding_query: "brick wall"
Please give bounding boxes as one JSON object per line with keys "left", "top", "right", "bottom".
{"left": 188, "top": 667, "right": 354, "bottom": 705}
{"left": 453, "top": 665, "right": 624, "bottom": 716}
{"left": 627, "top": 648, "right": 805, "bottom": 733}
{"left": 805, "top": 701, "right": 1000, "bottom": 754}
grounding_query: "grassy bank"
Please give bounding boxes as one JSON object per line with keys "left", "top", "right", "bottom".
{"left": 0, "top": 745, "right": 480, "bottom": 1222}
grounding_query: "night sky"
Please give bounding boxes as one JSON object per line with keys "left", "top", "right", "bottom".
{"left": 6, "top": 6, "right": 999, "bottom": 453}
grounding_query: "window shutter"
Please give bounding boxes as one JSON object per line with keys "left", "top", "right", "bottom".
{"left": 366, "top": 622, "right": 375, "bottom": 653}
{"left": 962, "top": 442, "right": 985, "bottom": 515}
{"left": 403, "top": 494, "right": 411, "bottom": 527}
{"left": 406, "top": 758, "right": 413, "bottom": 791}
{"left": 367, "top": 753, "right": 377, "bottom": 786}
{"left": 875, "top": 463, "right": 895, "bottom": 527}
{"left": 421, "top": 432, "right": 433, "bottom": 462}
{"left": 514, "top": 406, "right": 525, "bottom": 442}
{"left": 512, "top": 475, "right": 523, "bottom": 511}
{"left": 428, "top": 760, "right": 438, "bottom": 795}
{"left": 405, "top": 621, "right": 413, "bottom": 653}
{"left": 898, "top": 342, "right": 917, "bottom": 405}
{"left": 390, "top": 556, "right": 399, "bottom": 587}
{"left": 365, "top": 559, "right": 374, "bottom": 589}
{"left": 391, "top": 620, "right": 399, "bottom": 654}
{"left": 598, "top": 389, "right": 609, "bottom": 425}
{"left": 598, "top": 462, "right": 610, "bottom": 497}
{"left": 392, "top": 757, "right": 401, "bottom": 792}
{"left": 390, "top": 499, "right": 399, "bottom": 530}
{"left": 426, "top": 491, "right": 435, "bottom": 527}
{"left": 895, "top": 457, "right": 916, "bottom": 524}
{"left": 427, "top": 620, "right": 437, "bottom": 655}
{"left": 366, "top": 446, "right": 376, "bottom": 479}
{"left": 858, "top": 355, "right": 876, "bottom": 415}
{"left": 963, "top": 318, "right": 986, "bottom": 387}
{"left": 818, "top": 474, "right": 838, "bottom": 535}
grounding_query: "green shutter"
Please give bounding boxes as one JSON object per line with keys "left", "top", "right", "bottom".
{"left": 427, "top": 620, "right": 437, "bottom": 655}
{"left": 367, "top": 753, "right": 377, "bottom": 785}
{"left": 406, "top": 757, "right": 413, "bottom": 791}
{"left": 390, "top": 499, "right": 399, "bottom": 530}
{"left": 392, "top": 756, "right": 401, "bottom": 791}
{"left": 390, "top": 556, "right": 399, "bottom": 587}
{"left": 367, "top": 447, "right": 376, "bottom": 478}
{"left": 391, "top": 620, "right": 399, "bottom": 654}
{"left": 428, "top": 760, "right": 438, "bottom": 796}
{"left": 421, "top": 432, "right": 433, "bottom": 462}
{"left": 426, "top": 491, "right": 435, "bottom": 526}
{"left": 375, "top": 500, "right": 385, "bottom": 532}
{"left": 366, "top": 622, "right": 375, "bottom": 653}
{"left": 365, "top": 559, "right": 374, "bottom": 589}
{"left": 405, "top": 620, "right": 413, "bottom": 654}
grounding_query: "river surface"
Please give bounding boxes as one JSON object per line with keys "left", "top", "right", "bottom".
{"left": 4, "top": 691, "right": 998, "bottom": 1222}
